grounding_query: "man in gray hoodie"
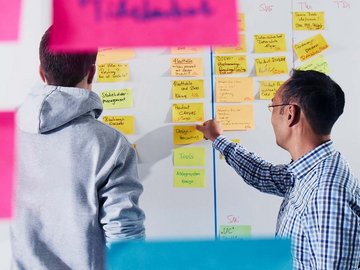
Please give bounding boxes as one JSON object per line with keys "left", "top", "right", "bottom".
{"left": 11, "top": 27, "right": 145, "bottom": 270}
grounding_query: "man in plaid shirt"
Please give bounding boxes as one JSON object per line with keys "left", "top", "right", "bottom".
{"left": 197, "top": 70, "right": 360, "bottom": 269}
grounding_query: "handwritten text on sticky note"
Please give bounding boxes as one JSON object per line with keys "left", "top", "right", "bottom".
{"left": 101, "top": 89, "right": 133, "bottom": 109}
{"left": 255, "top": 56, "right": 288, "bottom": 76}
{"left": 102, "top": 115, "right": 135, "bottom": 134}
{"left": 172, "top": 103, "right": 204, "bottom": 122}
{"left": 254, "top": 33, "right": 286, "bottom": 53}
{"left": 171, "top": 58, "right": 203, "bottom": 77}
{"left": 215, "top": 56, "right": 247, "bottom": 75}
{"left": 174, "top": 147, "right": 206, "bottom": 166}
{"left": 297, "top": 55, "right": 330, "bottom": 74}
{"left": 215, "top": 77, "right": 254, "bottom": 102}
{"left": 173, "top": 126, "right": 204, "bottom": 145}
{"left": 259, "top": 81, "right": 284, "bottom": 100}
{"left": 216, "top": 105, "right": 254, "bottom": 131}
{"left": 174, "top": 168, "right": 205, "bottom": 188}
{"left": 293, "top": 34, "right": 329, "bottom": 62}
{"left": 293, "top": 12, "right": 325, "bottom": 31}
{"left": 219, "top": 225, "right": 251, "bottom": 239}
{"left": 97, "top": 63, "right": 130, "bottom": 82}
{"left": 172, "top": 80, "right": 204, "bottom": 100}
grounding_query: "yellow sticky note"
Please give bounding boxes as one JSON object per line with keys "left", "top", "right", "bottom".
{"left": 297, "top": 55, "right": 330, "bottom": 74}
{"left": 174, "top": 168, "right": 205, "bottom": 188}
{"left": 293, "top": 34, "right": 329, "bottom": 62}
{"left": 255, "top": 56, "right": 288, "bottom": 76}
{"left": 254, "top": 34, "right": 286, "bottom": 53}
{"left": 173, "top": 126, "right": 204, "bottom": 145}
{"left": 171, "top": 47, "right": 203, "bottom": 54}
{"left": 172, "top": 103, "right": 204, "bottom": 123}
{"left": 293, "top": 12, "right": 325, "bottom": 31}
{"left": 216, "top": 105, "right": 254, "bottom": 131}
{"left": 238, "top": 13, "right": 246, "bottom": 31}
{"left": 215, "top": 56, "right": 247, "bottom": 75}
{"left": 215, "top": 77, "right": 254, "bottom": 102}
{"left": 214, "top": 34, "right": 247, "bottom": 54}
{"left": 172, "top": 80, "right": 204, "bottom": 99}
{"left": 171, "top": 58, "right": 203, "bottom": 77}
{"left": 173, "top": 147, "right": 206, "bottom": 166}
{"left": 97, "top": 63, "right": 130, "bottom": 82}
{"left": 102, "top": 116, "right": 135, "bottom": 134}
{"left": 259, "top": 81, "right": 284, "bottom": 100}
{"left": 101, "top": 89, "right": 133, "bottom": 109}
{"left": 97, "top": 48, "right": 135, "bottom": 64}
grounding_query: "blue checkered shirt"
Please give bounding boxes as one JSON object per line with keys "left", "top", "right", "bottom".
{"left": 214, "top": 136, "right": 360, "bottom": 269}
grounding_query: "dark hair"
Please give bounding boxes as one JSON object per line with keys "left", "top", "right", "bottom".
{"left": 39, "top": 27, "right": 97, "bottom": 87}
{"left": 281, "top": 69, "right": 345, "bottom": 135}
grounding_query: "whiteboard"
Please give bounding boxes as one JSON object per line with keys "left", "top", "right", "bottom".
{"left": 1, "top": 2, "right": 360, "bottom": 268}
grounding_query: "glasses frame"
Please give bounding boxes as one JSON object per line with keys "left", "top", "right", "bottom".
{"left": 268, "top": 103, "right": 293, "bottom": 112}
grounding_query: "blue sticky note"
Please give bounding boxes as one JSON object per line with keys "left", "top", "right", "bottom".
{"left": 107, "top": 238, "right": 292, "bottom": 270}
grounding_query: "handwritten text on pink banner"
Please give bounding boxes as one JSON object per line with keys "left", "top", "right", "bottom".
{"left": 0, "top": 112, "right": 15, "bottom": 219}
{"left": 51, "top": 0, "right": 239, "bottom": 51}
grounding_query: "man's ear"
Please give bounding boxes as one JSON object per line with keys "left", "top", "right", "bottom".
{"left": 39, "top": 65, "right": 46, "bottom": 83}
{"left": 87, "top": 64, "right": 96, "bottom": 84}
{"left": 288, "top": 104, "right": 301, "bottom": 127}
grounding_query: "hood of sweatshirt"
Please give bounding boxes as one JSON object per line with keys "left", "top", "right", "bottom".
{"left": 17, "top": 85, "right": 103, "bottom": 134}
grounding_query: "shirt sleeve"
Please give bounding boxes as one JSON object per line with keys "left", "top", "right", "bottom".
{"left": 98, "top": 143, "right": 145, "bottom": 245}
{"left": 213, "top": 135, "right": 293, "bottom": 197}
{"left": 305, "top": 181, "right": 360, "bottom": 269}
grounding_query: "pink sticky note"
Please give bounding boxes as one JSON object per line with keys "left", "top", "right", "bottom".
{"left": 0, "top": 112, "right": 15, "bottom": 219}
{"left": 51, "top": 0, "right": 239, "bottom": 51}
{"left": 0, "top": 0, "right": 22, "bottom": 41}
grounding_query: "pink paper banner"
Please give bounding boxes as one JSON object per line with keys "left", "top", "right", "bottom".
{"left": 0, "top": 0, "right": 21, "bottom": 41}
{"left": 0, "top": 112, "right": 15, "bottom": 219}
{"left": 51, "top": 0, "right": 239, "bottom": 51}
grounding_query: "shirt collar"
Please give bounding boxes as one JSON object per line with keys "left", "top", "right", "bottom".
{"left": 288, "top": 140, "right": 336, "bottom": 180}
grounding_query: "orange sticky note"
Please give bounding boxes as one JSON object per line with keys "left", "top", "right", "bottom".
{"left": 97, "top": 48, "right": 135, "bottom": 64}
{"left": 171, "top": 58, "right": 203, "bottom": 77}
{"left": 0, "top": 112, "right": 15, "bottom": 218}
{"left": 216, "top": 105, "right": 254, "bottom": 131}
{"left": 238, "top": 13, "right": 246, "bottom": 31}
{"left": 215, "top": 77, "right": 254, "bottom": 102}
{"left": 171, "top": 47, "right": 203, "bottom": 54}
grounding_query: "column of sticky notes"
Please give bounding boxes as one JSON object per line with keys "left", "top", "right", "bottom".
{"left": 96, "top": 49, "right": 136, "bottom": 135}
{"left": 170, "top": 48, "right": 206, "bottom": 188}
{"left": 292, "top": 12, "right": 330, "bottom": 74}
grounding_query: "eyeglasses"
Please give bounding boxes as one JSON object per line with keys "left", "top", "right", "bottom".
{"left": 268, "top": 103, "right": 292, "bottom": 112}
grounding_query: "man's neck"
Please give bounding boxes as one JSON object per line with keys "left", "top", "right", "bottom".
{"left": 288, "top": 134, "right": 331, "bottom": 161}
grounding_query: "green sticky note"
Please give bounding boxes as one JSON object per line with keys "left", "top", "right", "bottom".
{"left": 173, "top": 147, "right": 205, "bottom": 166}
{"left": 174, "top": 168, "right": 205, "bottom": 188}
{"left": 101, "top": 89, "right": 133, "bottom": 109}
{"left": 219, "top": 225, "right": 252, "bottom": 239}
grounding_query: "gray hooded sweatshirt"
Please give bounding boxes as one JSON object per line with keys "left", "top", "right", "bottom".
{"left": 11, "top": 85, "right": 145, "bottom": 270}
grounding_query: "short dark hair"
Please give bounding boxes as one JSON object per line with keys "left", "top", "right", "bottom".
{"left": 39, "top": 27, "right": 97, "bottom": 87}
{"left": 281, "top": 69, "right": 345, "bottom": 135}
